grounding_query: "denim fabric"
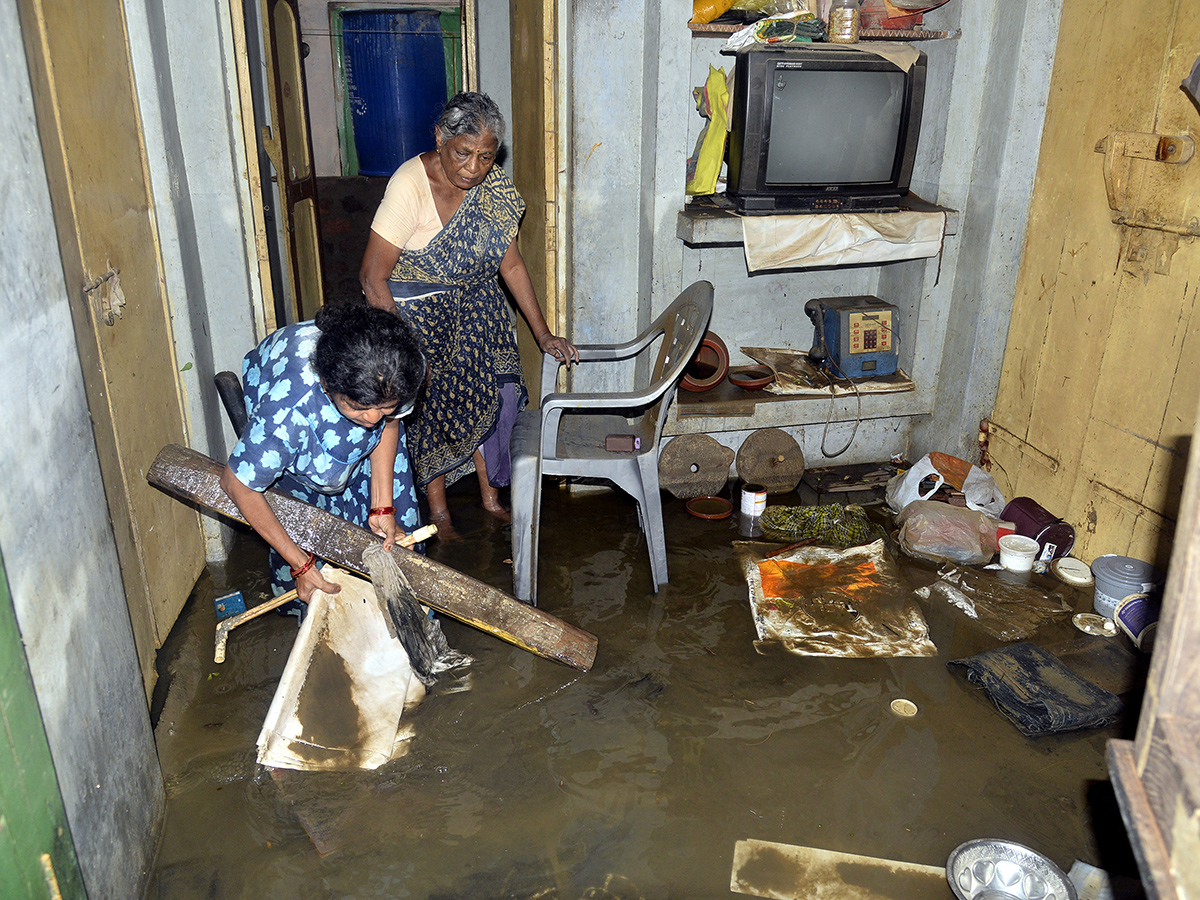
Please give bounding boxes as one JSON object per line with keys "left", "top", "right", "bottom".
{"left": 949, "top": 642, "right": 1123, "bottom": 736}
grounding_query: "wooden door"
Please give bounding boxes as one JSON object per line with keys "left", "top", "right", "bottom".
{"left": 987, "top": 0, "right": 1200, "bottom": 568}
{"left": 18, "top": 0, "right": 205, "bottom": 696}
{"left": 510, "top": 0, "right": 565, "bottom": 393}
{"left": 262, "top": 0, "right": 325, "bottom": 322}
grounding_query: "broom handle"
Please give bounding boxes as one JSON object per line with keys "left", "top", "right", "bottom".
{"left": 400, "top": 524, "right": 438, "bottom": 547}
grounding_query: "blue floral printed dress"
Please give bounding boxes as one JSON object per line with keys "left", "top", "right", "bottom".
{"left": 227, "top": 322, "right": 421, "bottom": 595}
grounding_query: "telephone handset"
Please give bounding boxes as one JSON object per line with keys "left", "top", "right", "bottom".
{"left": 805, "top": 299, "right": 829, "bottom": 367}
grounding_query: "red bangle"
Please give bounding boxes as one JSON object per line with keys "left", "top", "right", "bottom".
{"left": 368, "top": 506, "right": 395, "bottom": 518}
{"left": 289, "top": 551, "right": 316, "bottom": 579}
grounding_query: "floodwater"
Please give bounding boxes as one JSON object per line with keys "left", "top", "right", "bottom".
{"left": 147, "top": 483, "right": 1144, "bottom": 899}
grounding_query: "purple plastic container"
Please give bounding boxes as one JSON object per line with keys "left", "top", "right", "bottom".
{"left": 1000, "top": 497, "right": 1075, "bottom": 559}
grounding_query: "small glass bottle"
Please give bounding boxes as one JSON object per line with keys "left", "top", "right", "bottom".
{"left": 828, "top": 0, "right": 860, "bottom": 43}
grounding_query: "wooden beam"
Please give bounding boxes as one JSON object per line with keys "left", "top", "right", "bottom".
{"left": 147, "top": 444, "right": 597, "bottom": 671}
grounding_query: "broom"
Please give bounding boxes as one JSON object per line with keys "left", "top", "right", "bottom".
{"left": 362, "top": 542, "right": 471, "bottom": 686}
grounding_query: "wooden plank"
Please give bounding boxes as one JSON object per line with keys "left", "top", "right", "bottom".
{"left": 146, "top": 444, "right": 597, "bottom": 672}
{"left": 730, "top": 838, "right": 950, "bottom": 900}
{"left": 1108, "top": 738, "right": 1178, "bottom": 900}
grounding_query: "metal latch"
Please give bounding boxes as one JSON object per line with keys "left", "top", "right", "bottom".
{"left": 82, "top": 267, "right": 125, "bottom": 326}
{"left": 1094, "top": 130, "right": 1197, "bottom": 233}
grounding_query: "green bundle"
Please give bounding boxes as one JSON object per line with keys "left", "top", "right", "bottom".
{"left": 761, "top": 503, "right": 886, "bottom": 548}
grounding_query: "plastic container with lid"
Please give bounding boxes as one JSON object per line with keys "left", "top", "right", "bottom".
{"left": 827, "top": 0, "right": 861, "bottom": 43}
{"left": 1091, "top": 555, "right": 1163, "bottom": 618}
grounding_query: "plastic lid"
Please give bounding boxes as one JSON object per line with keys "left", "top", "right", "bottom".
{"left": 1051, "top": 556, "right": 1094, "bottom": 587}
{"left": 1091, "top": 555, "right": 1161, "bottom": 590}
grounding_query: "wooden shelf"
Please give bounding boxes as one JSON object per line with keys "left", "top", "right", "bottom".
{"left": 678, "top": 193, "right": 958, "bottom": 246}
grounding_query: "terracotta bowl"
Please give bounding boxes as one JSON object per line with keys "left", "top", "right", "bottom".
{"left": 686, "top": 496, "right": 733, "bottom": 520}
{"left": 681, "top": 332, "right": 729, "bottom": 392}
{"left": 728, "top": 365, "right": 775, "bottom": 391}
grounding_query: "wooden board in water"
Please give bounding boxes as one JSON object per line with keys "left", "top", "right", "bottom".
{"left": 731, "top": 838, "right": 952, "bottom": 900}
{"left": 147, "top": 444, "right": 597, "bottom": 671}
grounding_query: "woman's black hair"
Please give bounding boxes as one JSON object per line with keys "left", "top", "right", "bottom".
{"left": 435, "top": 91, "right": 505, "bottom": 146}
{"left": 311, "top": 303, "right": 424, "bottom": 409}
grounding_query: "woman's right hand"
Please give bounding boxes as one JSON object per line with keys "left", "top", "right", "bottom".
{"left": 295, "top": 564, "right": 341, "bottom": 604}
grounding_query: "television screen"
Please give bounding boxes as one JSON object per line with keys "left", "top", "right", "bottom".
{"left": 724, "top": 47, "right": 927, "bottom": 214}
{"left": 765, "top": 68, "right": 906, "bottom": 185}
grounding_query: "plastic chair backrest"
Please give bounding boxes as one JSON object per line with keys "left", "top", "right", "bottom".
{"left": 637, "top": 282, "right": 713, "bottom": 441}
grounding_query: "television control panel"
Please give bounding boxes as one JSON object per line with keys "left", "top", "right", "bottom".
{"left": 736, "top": 193, "right": 903, "bottom": 214}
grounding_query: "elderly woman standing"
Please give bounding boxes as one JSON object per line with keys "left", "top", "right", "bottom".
{"left": 359, "top": 91, "right": 576, "bottom": 535}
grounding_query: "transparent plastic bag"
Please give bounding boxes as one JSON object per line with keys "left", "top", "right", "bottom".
{"left": 896, "top": 500, "right": 998, "bottom": 565}
{"left": 917, "top": 564, "right": 1072, "bottom": 641}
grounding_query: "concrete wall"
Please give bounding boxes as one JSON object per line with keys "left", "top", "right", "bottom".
{"left": 126, "top": 0, "right": 267, "bottom": 557}
{"left": 563, "top": 0, "right": 1061, "bottom": 469}
{"left": 0, "top": 3, "right": 163, "bottom": 897}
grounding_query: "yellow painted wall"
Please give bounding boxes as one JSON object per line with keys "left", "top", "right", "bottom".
{"left": 989, "top": 0, "right": 1200, "bottom": 569}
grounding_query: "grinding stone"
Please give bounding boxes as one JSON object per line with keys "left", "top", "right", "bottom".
{"left": 736, "top": 428, "right": 805, "bottom": 494}
{"left": 659, "top": 434, "right": 734, "bottom": 499}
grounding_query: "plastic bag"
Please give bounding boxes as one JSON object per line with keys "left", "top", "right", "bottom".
{"left": 885, "top": 451, "right": 1005, "bottom": 518}
{"left": 685, "top": 66, "right": 730, "bottom": 196}
{"left": 735, "top": 539, "right": 936, "bottom": 657}
{"left": 916, "top": 564, "right": 1070, "bottom": 641}
{"left": 692, "top": 0, "right": 733, "bottom": 24}
{"left": 896, "top": 500, "right": 998, "bottom": 565}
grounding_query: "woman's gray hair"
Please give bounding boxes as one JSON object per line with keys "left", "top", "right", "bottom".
{"left": 435, "top": 92, "right": 505, "bottom": 146}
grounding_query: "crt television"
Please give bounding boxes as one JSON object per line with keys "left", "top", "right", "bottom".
{"left": 725, "top": 46, "right": 927, "bottom": 215}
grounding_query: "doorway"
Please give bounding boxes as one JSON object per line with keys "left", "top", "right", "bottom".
{"left": 332, "top": 5, "right": 465, "bottom": 177}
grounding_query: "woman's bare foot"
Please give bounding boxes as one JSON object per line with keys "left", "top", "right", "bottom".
{"left": 473, "top": 449, "right": 511, "bottom": 523}
{"left": 427, "top": 509, "right": 462, "bottom": 542}
{"left": 425, "top": 476, "right": 462, "bottom": 541}
{"left": 481, "top": 499, "right": 512, "bottom": 523}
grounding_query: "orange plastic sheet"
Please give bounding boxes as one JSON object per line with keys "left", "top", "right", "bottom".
{"left": 736, "top": 539, "right": 937, "bottom": 658}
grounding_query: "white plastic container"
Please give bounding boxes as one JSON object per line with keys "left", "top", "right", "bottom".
{"left": 998, "top": 534, "right": 1040, "bottom": 573}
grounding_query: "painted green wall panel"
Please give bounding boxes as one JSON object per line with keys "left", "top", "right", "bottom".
{"left": 0, "top": 553, "right": 85, "bottom": 900}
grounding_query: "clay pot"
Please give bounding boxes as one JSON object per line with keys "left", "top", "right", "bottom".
{"left": 681, "top": 332, "right": 729, "bottom": 392}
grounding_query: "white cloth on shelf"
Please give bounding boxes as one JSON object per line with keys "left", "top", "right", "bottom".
{"left": 741, "top": 209, "right": 944, "bottom": 272}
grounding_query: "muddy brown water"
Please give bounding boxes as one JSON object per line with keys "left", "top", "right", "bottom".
{"left": 148, "top": 484, "right": 1143, "bottom": 899}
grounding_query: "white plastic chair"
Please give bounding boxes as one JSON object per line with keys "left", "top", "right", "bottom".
{"left": 510, "top": 281, "right": 714, "bottom": 604}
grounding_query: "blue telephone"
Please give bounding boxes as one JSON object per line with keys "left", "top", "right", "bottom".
{"left": 805, "top": 296, "right": 900, "bottom": 379}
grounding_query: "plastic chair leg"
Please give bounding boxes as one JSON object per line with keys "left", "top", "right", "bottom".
{"left": 510, "top": 448, "right": 541, "bottom": 605}
{"left": 636, "top": 458, "right": 669, "bottom": 590}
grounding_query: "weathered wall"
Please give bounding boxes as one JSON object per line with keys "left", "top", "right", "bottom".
{"left": 0, "top": 4, "right": 164, "bottom": 897}
{"left": 988, "top": 0, "right": 1200, "bottom": 569}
